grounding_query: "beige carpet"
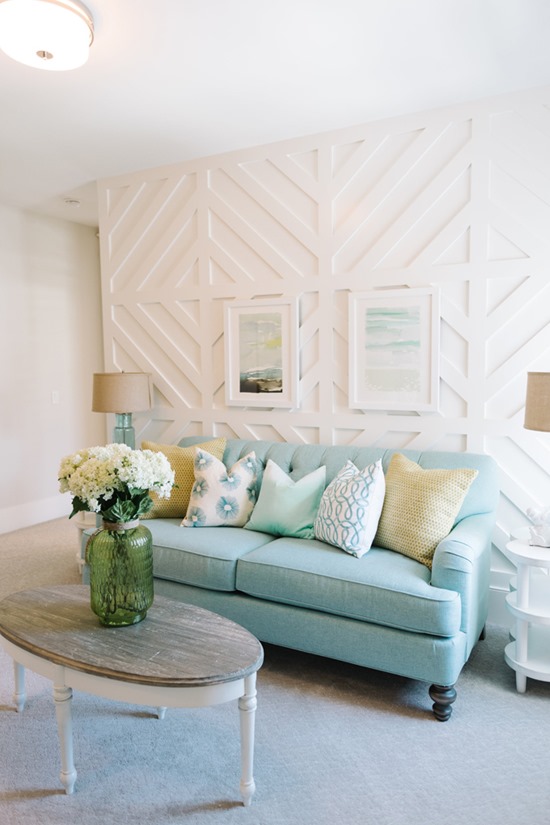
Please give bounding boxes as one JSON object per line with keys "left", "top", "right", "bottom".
{"left": 1, "top": 520, "right": 550, "bottom": 825}
{"left": 0, "top": 518, "right": 80, "bottom": 601}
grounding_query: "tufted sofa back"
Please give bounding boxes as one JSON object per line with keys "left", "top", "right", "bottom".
{"left": 178, "top": 436, "right": 500, "bottom": 526}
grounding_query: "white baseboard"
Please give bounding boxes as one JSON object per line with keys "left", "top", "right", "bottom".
{"left": 0, "top": 496, "right": 69, "bottom": 535}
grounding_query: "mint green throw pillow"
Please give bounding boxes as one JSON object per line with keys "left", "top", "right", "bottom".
{"left": 245, "top": 459, "right": 326, "bottom": 539}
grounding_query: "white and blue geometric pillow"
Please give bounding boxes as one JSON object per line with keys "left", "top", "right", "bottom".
{"left": 181, "top": 449, "right": 258, "bottom": 528}
{"left": 314, "top": 460, "right": 385, "bottom": 558}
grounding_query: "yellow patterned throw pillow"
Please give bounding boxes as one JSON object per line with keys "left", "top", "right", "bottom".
{"left": 374, "top": 453, "right": 478, "bottom": 569}
{"left": 141, "top": 438, "right": 227, "bottom": 518}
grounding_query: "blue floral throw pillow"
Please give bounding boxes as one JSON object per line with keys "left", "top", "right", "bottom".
{"left": 181, "top": 449, "right": 258, "bottom": 528}
{"left": 314, "top": 460, "right": 385, "bottom": 557}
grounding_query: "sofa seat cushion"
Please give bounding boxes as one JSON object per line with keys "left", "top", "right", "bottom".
{"left": 235, "top": 538, "right": 462, "bottom": 636}
{"left": 145, "top": 519, "right": 276, "bottom": 591}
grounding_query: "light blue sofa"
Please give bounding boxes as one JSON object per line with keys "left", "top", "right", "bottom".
{"left": 83, "top": 437, "right": 499, "bottom": 720}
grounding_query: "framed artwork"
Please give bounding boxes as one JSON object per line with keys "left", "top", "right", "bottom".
{"left": 348, "top": 288, "right": 440, "bottom": 412}
{"left": 224, "top": 298, "right": 299, "bottom": 408}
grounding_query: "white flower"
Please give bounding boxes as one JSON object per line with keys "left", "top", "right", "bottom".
{"left": 58, "top": 443, "right": 175, "bottom": 521}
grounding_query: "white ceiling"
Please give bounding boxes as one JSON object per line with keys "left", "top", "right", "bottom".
{"left": 1, "top": 0, "right": 550, "bottom": 227}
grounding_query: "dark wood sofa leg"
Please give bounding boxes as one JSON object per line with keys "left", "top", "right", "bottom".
{"left": 429, "top": 684, "right": 457, "bottom": 721}
{"left": 479, "top": 624, "right": 486, "bottom": 641}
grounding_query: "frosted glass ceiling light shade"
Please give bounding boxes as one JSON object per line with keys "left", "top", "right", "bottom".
{"left": 0, "top": 0, "right": 94, "bottom": 70}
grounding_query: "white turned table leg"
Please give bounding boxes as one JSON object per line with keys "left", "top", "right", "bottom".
{"left": 53, "top": 684, "right": 77, "bottom": 794}
{"left": 516, "top": 672, "right": 527, "bottom": 693}
{"left": 13, "top": 661, "right": 26, "bottom": 712}
{"left": 157, "top": 706, "right": 167, "bottom": 719}
{"left": 238, "top": 673, "right": 257, "bottom": 807}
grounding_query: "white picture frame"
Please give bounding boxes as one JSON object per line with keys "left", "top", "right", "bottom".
{"left": 348, "top": 288, "right": 440, "bottom": 412}
{"left": 224, "top": 298, "right": 299, "bottom": 408}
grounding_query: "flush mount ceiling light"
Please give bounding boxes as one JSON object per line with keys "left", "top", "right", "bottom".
{"left": 0, "top": 0, "right": 94, "bottom": 70}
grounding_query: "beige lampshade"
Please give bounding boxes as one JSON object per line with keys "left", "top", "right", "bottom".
{"left": 524, "top": 372, "right": 550, "bottom": 432}
{"left": 92, "top": 372, "right": 152, "bottom": 414}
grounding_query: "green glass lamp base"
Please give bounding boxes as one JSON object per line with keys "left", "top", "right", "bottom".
{"left": 113, "top": 412, "right": 135, "bottom": 449}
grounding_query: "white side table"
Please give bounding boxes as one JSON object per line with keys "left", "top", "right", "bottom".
{"left": 504, "top": 534, "right": 550, "bottom": 693}
{"left": 72, "top": 512, "right": 98, "bottom": 571}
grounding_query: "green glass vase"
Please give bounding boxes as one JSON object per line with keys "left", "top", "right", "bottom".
{"left": 85, "top": 520, "right": 154, "bottom": 626}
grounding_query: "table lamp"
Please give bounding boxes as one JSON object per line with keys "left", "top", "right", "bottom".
{"left": 524, "top": 371, "right": 550, "bottom": 546}
{"left": 524, "top": 372, "right": 550, "bottom": 433}
{"left": 92, "top": 372, "right": 152, "bottom": 449}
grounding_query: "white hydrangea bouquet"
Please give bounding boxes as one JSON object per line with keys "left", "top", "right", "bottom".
{"left": 58, "top": 443, "right": 175, "bottom": 523}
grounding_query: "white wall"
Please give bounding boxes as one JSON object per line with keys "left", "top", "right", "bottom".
{"left": 97, "top": 86, "right": 550, "bottom": 624}
{"left": 0, "top": 205, "right": 105, "bottom": 533}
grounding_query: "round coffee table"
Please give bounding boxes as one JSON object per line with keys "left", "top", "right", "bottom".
{"left": 0, "top": 585, "right": 263, "bottom": 806}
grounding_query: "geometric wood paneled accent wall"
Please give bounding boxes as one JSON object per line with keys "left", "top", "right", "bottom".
{"left": 98, "top": 86, "right": 550, "bottom": 604}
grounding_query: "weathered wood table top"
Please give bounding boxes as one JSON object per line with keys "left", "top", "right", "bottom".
{"left": 0, "top": 584, "right": 264, "bottom": 687}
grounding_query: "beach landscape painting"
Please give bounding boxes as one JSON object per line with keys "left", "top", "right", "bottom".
{"left": 348, "top": 288, "right": 440, "bottom": 411}
{"left": 238, "top": 311, "right": 283, "bottom": 394}
{"left": 224, "top": 298, "right": 299, "bottom": 408}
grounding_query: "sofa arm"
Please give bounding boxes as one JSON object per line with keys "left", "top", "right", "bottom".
{"left": 431, "top": 512, "right": 495, "bottom": 651}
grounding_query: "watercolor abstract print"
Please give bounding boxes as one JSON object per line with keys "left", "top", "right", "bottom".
{"left": 348, "top": 288, "right": 440, "bottom": 411}
{"left": 224, "top": 298, "right": 299, "bottom": 408}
